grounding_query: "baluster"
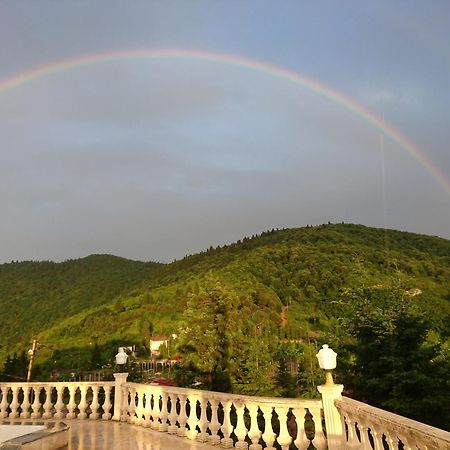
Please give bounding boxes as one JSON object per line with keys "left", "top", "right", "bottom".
{"left": 54, "top": 385, "right": 65, "bottom": 419}
{"left": 102, "top": 385, "right": 112, "bottom": 420}
{"left": 9, "top": 385, "right": 20, "bottom": 418}
{"left": 367, "top": 423, "right": 384, "bottom": 450}
{"left": 397, "top": 432, "right": 413, "bottom": 450}
{"left": 90, "top": 385, "right": 100, "bottom": 419}
{"left": 234, "top": 400, "right": 248, "bottom": 449}
{"left": 309, "top": 406, "right": 326, "bottom": 450}
{"left": 221, "top": 400, "right": 235, "bottom": 448}
{"left": 142, "top": 391, "right": 152, "bottom": 427}
{"left": 151, "top": 389, "right": 159, "bottom": 430}
{"left": 343, "top": 414, "right": 360, "bottom": 448}
{"left": 42, "top": 385, "right": 54, "bottom": 418}
{"left": 78, "top": 385, "right": 88, "bottom": 419}
{"left": 20, "top": 385, "right": 31, "bottom": 419}
{"left": 186, "top": 395, "right": 199, "bottom": 440}
{"left": 384, "top": 430, "right": 397, "bottom": 450}
{"left": 208, "top": 397, "right": 221, "bottom": 445}
{"left": 167, "top": 391, "right": 179, "bottom": 434}
{"left": 127, "top": 385, "right": 137, "bottom": 423}
{"left": 177, "top": 393, "right": 188, "bottom": 437}
{"left": 356, "top": 419, "right": 372, "bottom": 450}
{"left": 134, "top": 387, "right": 145, "bottom": 425}
{"left": 260, "top": 405, "right": 276, "bottom": 450}
{"left": 0, "top": 386, "right": 10, "bottom": 418}
{"left": 247, "top": 403, "right": 262, "bottom": 450}
{"left": 292, "top": 407, "right": 309, "bottom": 450}
{"left": 196, "top": 394, "right": 209, "bottom": 442}
{"left": 274, "top": 406, "right": 292, "bottom": 450}
{"left": 31, "top": 385, "right": 42, "bottom": 418}
{"left": 151, "top": 391, "right": 161, "bottom": 430}
{"left": 159, "top": 391, "right": 169, "bottom": 431}
{"left": 66, "top": 385, "right": 77, "bottom": 419}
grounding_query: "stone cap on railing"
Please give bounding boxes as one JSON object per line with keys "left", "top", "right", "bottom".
{"left": 335, "top": 396, "right": 450, "bottom": 450}
{"left": 0, "top": 381, "right": 115, "bottom": 387}
{"left": 125, "top": 382, "right": 322, "bottom": 408}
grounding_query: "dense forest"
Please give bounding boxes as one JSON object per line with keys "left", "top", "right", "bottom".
{"left": 0, "top": 224, "right": 449, "bottom": 429}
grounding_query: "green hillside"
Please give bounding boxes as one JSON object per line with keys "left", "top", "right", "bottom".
{"left": 0, "top": 254, "right": 162, "bottom": 353}
{"left": 1, "top": 224, "right": 449, "bottom": 428}
{"left": 1, "top": 224, "right": 449, "bottom": 359}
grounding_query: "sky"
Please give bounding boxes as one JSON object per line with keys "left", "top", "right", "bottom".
{"left": 0, "top": 1, "right": 449, "bottom": 263}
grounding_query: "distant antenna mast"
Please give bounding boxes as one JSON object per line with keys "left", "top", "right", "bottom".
{"left": 379, "top": 113, "right": 388, "bottom": 230}
{"left": 380, "top": 114, "right": 389, "bottom": 253}
{"left": 380, "top": 131, "right": 387, "bottom": 230}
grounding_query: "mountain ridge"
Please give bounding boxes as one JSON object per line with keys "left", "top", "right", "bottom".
{"left": 1, "top": 223, "right": 449, "bottom": 368}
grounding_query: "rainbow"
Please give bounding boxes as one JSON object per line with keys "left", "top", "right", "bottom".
{"left": 1, "top": 48, "right": 449, "bottom": 195}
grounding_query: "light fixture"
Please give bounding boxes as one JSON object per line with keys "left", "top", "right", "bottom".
{"left": 115, "top": 348, "right": 128, "bottom": 372}
{"left": 316, "top": 344, "right": 337, "bottom": 386}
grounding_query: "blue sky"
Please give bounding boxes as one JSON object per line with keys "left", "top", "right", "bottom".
{"left": 0, "top": 1, "right": 449, "bottom": 262}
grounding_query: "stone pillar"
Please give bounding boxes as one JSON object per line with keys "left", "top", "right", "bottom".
{"left": 20, "top": 385, "right": 31, "bottom": 419}
{"left": 77, "top": 385, "right": 88, "bottom": 419}
{"left": 234, "top": 401, "right": 248, "bottom": 449}
{"left": 112, "top": 372, "right": 129, "bottom": 421}
{"left": 317, "top": 383, "right": 344, "bottom": 450}
{"left": 53, "top": 385, "right": 65, "bottom": 419}
{"left": 102, "top": 385, "right": 113, "bottom": 420}
{"left": 9, "top": 386, "right": 20, "bottom": 418}
{"left": 90, "top": 385, "right": 100, "bottom": 420}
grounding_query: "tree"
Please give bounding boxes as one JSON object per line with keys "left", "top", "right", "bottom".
{"left": 275, "top": 344, "right": 298, "bottom": 397}
{"left": 176, "top": 277, "right": 277, "bottom": 394}
{"left": 89, "top": 343, "right": 102, "bottom": 370}
{"left": 176, "top": 278, "right": 232, "bottom": 391}
{"left": 1, "top": 351, "right": 28, "bottom": 381}
{"left": 334, "top": 282, "right": 450, "bottom": 429}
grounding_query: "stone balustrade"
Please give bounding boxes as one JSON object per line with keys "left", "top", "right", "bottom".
{"left": 335, "top": 396, "right": 450, "bottom": 450}
{"left": 120, "top": 382, "right": 324, "bottom": 450}
{"left": 0, "top": 381, "right": 114, "bottom": 421}
{"left": 1, "top": 377, "right": 449, "bottom": 449}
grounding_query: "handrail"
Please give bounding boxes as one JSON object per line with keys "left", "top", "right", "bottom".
{"left": 1, "top": 379, "right": 449, "bottom": 450}
{"left": 0, "top": 381, "right": 115, "bottom": 420}
{"left": 335, "top": 396, "right": 450, "bottom": 450}
{"left": 0, "top": 380, "right": 324, "bottom": 449}
{"left": 121, "top": 382, "right": 325, "bottom": 449}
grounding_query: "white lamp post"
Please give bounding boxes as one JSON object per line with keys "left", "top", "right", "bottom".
{"left": 115, "top": 348, "right": 128, "bottom": 372}
{"left": 112, "top": 348, "right": 129, "bottom": 421}
{"left": 316, "top": 344, "right": 337, "bottom": 386}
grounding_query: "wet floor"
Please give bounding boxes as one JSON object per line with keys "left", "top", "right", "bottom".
{"left": 66, "top": 420, "right": 219, "bottom": 450}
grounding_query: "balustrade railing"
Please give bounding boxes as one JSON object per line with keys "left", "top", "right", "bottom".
{"left": 120, "top": 382, "right": 324, "bottom": 450}
{"left": 335, "top": 396, "right": 450, "bottom": 450}
{"left": 0, "top": 381, "right": 114, "bottom": 421}
{"left": 0, "top": 378, "right": 449, "bottom": 450}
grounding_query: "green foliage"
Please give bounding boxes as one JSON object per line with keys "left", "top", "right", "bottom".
{"left": 333, "top": 282, "right": 450, "bottom": 429}
{"left": 0, "top": 255, "right": 161, "bottom": 359}
{"left": 0, "top": 351, "right": 28, "bottom": 382}
{"left": 175, "top": 277, "right": 279, "bottom": 394}
{"left": 276, "top": 357, "right": 296, "bottom": 397}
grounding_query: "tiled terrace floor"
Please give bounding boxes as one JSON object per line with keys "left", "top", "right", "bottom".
{"left": 66, "top": 420, "right": 219, "bottom": 450}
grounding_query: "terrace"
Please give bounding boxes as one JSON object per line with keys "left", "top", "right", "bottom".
{"left": 0, "top": 348, "right": 448, "bottom": 450}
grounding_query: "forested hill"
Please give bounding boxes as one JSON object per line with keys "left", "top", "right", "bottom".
{"left": 0, "top": 254, "right": 162, "bottom": 351}
{"left": 1, "top": 223, "right": 449, "bottom": 373}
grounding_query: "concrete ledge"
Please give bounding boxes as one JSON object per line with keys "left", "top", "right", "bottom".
{"left": 0, "top": 422, "right": 69, "bottom": 450}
